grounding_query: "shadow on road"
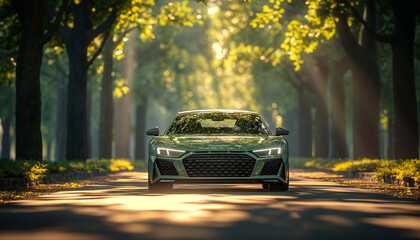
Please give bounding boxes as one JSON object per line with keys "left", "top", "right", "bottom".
{"left": 0, "top": 170, "right": 419, "bottom": 240}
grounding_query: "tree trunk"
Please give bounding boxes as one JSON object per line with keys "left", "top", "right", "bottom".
{"left": 1, "top": 116, "right": 11, "bottom": 159}
{"left": 55, "top": 73, "right": 67, "bottom": 160}
{"left": 391, "top": 0, "right": 418, "bottom": 159}
{"left": 330, "top": 60, "right": 349, "bottom": 158}
{"left": 86, "top": 86, "right": 93, "bottom": 158}
{"left": 13, "top": 1, "right": 44, "bottom": 160}
{"left": 46, "top": 140, "right": 52, "bottom": 160}
{"left": 297, "top": 89, "right": 313, "bottom": 157}
{"left": 135, "top": 98, "right": 148, "bottom": 160}
{"left": 59, "top": 0, "right": 115, "bottom": 160}
{"left": 65, "top": 37, "right": 88, "bottom": 160}
{"left": 336, "top": 1, "right": 381, "bottom": 159}
{"left": 282, "top": 108, "right": 299, "bottom": 156}
{"left": 354, "top": 0, "right": 381, "bottom": 159}
{"left": 114, "top": 94, "right": 131, "bottom": 159}
{"left": 314, "top": 94, "right": 328, "bottom": 158}
{"left": 351, "top": 65, "right": 381, "bottom": 159}
{"left": 307, "top": 55, "right": 330, "bottom": 158}
{"left": 387, "top": 113, "right": 395, "bottom": 159}
{"left": 114, "top": 47, "right": 134, "bottom": 159}
{"left": 99, "top": 38, "right": 114, "bottom": 159}
{"left": 91, "top": 126, "right": 99, "bottom": 159}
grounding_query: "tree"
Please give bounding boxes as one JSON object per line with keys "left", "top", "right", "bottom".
{"left": 0, "top": 84, "right": 14, "bottom": 159}
{"left": 252, "top": 0, "right": 384, "bottom": 158}
{"left": 370, "top": 0, "right": 419, "bottom": 159}
{"left": 55, "top": 0, "right": 123, "bottom": 160}
{"left": 283, "top": 69, "right": 313, "bottom": 157}
{"left": 11, "top": 0, "right": 67, "bottom": 160}
{"left": 334, "top": 1, "right": 381, "bottom": 159}
{"left": 330, "top": 54, "right": 350, "bottom": 158}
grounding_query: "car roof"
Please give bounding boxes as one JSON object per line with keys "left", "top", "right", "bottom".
{"left": 177, "top": 109, "right": 258, "bottom": 115}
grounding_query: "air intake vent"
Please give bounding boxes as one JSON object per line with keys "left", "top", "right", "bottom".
{"left": 156, "top": 159, "right": 178, "bottom": 176}
{"left": 183, "top": 154, "right": 255, "bottom": 177}
{"left": 260, "top": 159, "right": 282, "bottom": 175}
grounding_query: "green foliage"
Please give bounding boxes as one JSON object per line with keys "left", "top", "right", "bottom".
{"left": 0, "top": 160, "right": 47, "bottom": 181}
{"left": 109, "top": 159, "right": 135, "bottom": 171}
{"left": 251, "top": 0, "right": 355, "bottom": 70}
{"left": 290, "top": 157, "right": 345, "bottom": 170}
{"left": 0, "top": 0, "right": 19, "bottom": 85}
{"left": 67, "top": 159, "right": 134, "bottom": 173}
{"left": 23, "top": 162, "right": 48, "bottom": 181}
{"left": 377, "top": 159, "right": 420, "bottom": 182}
{"left": 47, "top": 159, "right": 73, "bottom": 174}
{"left": 290, "top": 157, "right": 420, "bottom": 182}
{"left": 333, "top": 159, "right": 388, "bottom": 173}
{"left": 0, "top": 159, "right": 134, "bottom": 181}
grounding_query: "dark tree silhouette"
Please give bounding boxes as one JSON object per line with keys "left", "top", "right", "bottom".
{"left": 12, "top": 0, "right": 67, "bottom": 160}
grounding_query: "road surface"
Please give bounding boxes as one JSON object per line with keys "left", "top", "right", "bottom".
{"left": 0, "top": 170, "right": 419, "bottom": 240}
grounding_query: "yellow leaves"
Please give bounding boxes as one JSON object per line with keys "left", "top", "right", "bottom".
{"left": 74, "top": 0, "right": 81, "bottom": 4}
{"left": 253, "top": 0, "right": 338, "bottom": 70}
{"left": 66, "top": 182, "right": 82, "bottom": 188}
{"left": 113, "top": 79, "right": 130, "bottom": 98}
{"left": 157, "top": 0, "right": 201, "bottom": 28}
{"left": 262, "top": 5, "right": 271, "bottom": 13}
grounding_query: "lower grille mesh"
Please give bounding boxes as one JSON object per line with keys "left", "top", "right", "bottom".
{"left": 260, "top": 159, "right": 282, "bottom": 175}
{"left": 156, "top": 159, "right": 178, "bottom": 176}
{"left": 183, "top": 154, "right": 255, "bottom": 177}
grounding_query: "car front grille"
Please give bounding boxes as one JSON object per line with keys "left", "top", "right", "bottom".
{"left": 156, "top": 159, "right": 178, "bottom": 176}
{"left": 183, "top": 154, "right": 255, "bottom": 177}
{"left": 260, "top": 159, "right": 282, "bottom": 175}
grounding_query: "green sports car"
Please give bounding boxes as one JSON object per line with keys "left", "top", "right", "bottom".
{"left": 146, "top": 109, "right": 289, "bottom": 192}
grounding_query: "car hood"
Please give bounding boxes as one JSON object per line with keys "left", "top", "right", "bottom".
{"left": 152, "top": 134, "right": 283, "bottom": 151}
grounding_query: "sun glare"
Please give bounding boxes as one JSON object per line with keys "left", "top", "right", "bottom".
{"left": 208, "top": 7, "right": 218, "bottom": 15}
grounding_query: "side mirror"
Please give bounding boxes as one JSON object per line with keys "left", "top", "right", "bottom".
{"left": 146, "top": 127, "right": 159, "bottom": 136}
{"left": 276, "top": 127, "right": 289, "bottom": 136}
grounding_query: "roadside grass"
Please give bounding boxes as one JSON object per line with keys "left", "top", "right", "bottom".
{"left": 0, "top": 172, "right": 130, "bottom": 204}
{"left": 290, "top": 157, "right": 420, "bottom": 182}
{"left": 0, "top": 159, "right": 136, "bottom": 204}
{"left": 0, "top": 158, "right": 134, "bottom": 181}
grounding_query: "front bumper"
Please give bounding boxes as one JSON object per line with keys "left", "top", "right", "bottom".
{"left": 149, "top": 151, "right": 289, "bottom": 184}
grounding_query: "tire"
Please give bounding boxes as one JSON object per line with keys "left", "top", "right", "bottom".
{"left": 268, "top": 182, "right": 289, "bottom": 192}
{"left": 148, "top": 181, "right": 173, "bottom": 192}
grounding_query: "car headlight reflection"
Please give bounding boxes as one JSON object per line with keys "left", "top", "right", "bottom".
{"left": 252, "top": 147, "right": 281, "bottom": 157}
{"left": 157, "top": 147, "right": 186, "bottom": 158}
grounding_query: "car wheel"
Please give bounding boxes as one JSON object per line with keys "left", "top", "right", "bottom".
{"left": 148, "top": 182, "right": 173, "bottom": 192}
{"left": 268, "top": 182, "right": 289, "bottom": 192}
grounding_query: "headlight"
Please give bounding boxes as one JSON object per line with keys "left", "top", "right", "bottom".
{"left": 252, "top": 147, "right": 281, "bottom": 157}
{"left": 157, "top": 147, "right": 186, "bottom": 158}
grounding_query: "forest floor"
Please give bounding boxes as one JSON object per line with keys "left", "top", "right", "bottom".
{"left": 293, "top": 169, "right": 420, "bottom": 201}
{"left": 0, "top": 171, "right": 136, "bottom": 204}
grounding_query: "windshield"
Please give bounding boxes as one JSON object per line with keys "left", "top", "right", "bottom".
{"left": 166, "top": 112, "right": 270, "bottom": 135}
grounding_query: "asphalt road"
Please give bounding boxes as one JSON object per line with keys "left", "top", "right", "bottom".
{"left": 0, "top": 170, "right": 419, "bottom": 240}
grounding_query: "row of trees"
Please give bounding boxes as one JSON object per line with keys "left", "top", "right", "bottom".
{"left": 0, "top": 0, "right": 203, "bottom": 160}
{"left": 250, "top": 0, "right": 420, "bottom": 159}
{"left": 0, "top": 0, "right": 419, "bottom": 161}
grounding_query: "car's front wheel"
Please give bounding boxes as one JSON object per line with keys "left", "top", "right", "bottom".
{"left": 263, "top": 182, "right": 289, "bottom": 192}
{"left": 148, "top": 182, "right": 173, "bottom": 192}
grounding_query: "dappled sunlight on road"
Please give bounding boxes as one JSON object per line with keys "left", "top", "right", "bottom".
{"left": 0, "top": 170, "right": 420, "bottom": 240}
